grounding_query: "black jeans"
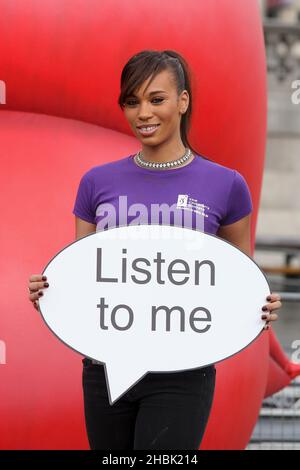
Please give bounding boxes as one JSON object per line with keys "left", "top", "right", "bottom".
{"left": 82, "top": 358, "right": 216, "bottom": 450}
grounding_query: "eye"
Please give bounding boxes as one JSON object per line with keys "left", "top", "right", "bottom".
{"left": 152, "top": 98, "right": 164, "bottom": 104}
{"left": 125, "top": 100, "right": 137, "bottom": 106}
{"left": 125, "top": 97, "right": 164, "bottom": 107}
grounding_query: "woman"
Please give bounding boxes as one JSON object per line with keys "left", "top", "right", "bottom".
{"left": 28, "top": 50, "right": 282, "bottom": 450}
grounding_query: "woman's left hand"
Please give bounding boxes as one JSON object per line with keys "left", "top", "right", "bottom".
{"left": 261, "top": 292, "right": 282, "bottom": 330}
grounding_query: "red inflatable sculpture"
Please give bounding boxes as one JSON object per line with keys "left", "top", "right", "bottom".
{"left": 0, "top": 0, "right": 297, "bottom": 450}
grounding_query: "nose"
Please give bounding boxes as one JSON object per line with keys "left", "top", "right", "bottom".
{"left": 136, "top": 101, "right": 153, "bottom": 120}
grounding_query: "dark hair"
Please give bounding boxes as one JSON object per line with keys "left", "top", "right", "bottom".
{"left": 118, "top": 49, "right": 212, "bottom": 161}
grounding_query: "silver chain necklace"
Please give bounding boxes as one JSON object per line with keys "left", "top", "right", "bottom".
{"left": 134, "top": 147, "right": 193, "bottom": 170}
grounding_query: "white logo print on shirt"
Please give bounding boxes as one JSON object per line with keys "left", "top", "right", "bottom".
{"left": 176, "top": 194, "right": 209, "bottom": 217}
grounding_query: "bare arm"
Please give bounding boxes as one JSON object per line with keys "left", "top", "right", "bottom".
{"left": 75, "top": 216, "right": 96, "bottom": 240}
{"left": 216, "top": 213, "right": 281, "bottom": 329}
{"left": 216, "top": 213, "right": 252, "bottom": 257}
{"left": 29, "top": 217, "right": 97, "bottom": 310}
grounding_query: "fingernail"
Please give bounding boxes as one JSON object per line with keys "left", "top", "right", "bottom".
{"left": 38, "top": 291, "right": 43, "bottom": 296}
{"left": 267, "top": 296, "right": 271, "bottom": 301}
{"left": 262, "top": 315, "right": 267, "bottom": 319}
{"left": 42, "top": 276, "right": 47, "bottom": 281}
{"left": 44, "top": 282, "right": 49, "bottom": 287}
{"left": 262, "top": 306, "right": 268, "bottom": 311}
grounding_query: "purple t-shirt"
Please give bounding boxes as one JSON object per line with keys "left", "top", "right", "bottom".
{"left": 72, "top": 153, "right": 253, "bottom": 235}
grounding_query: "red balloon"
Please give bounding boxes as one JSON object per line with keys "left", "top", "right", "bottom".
{"left": 0, "top": 0, "right": 292, "bottom": 450}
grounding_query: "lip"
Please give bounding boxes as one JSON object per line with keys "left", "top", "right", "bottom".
{"left": 136, "top": 124, "right": 160, "bottom": 137}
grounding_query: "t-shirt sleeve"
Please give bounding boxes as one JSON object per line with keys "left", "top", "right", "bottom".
{"left": 72, "top": 171, "right": 95, "bottom": 224}
{"left": 221, "top": 170, "right": 253, "bottom": 225}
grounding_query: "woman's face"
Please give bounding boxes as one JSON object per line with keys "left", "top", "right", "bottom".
{"left": 123, "top": 69, "right": 189, "bottom": 147}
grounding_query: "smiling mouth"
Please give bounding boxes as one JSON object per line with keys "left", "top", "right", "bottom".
{"left": 137, "top": 124, "right": 160, "bottom": 136}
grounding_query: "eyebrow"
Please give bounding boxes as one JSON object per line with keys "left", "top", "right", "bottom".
{"left": 128, "top": 90, "right": 168, "bottom": 98}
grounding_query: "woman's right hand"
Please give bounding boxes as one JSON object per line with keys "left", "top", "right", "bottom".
{"left": 28, "top": 274, "right": 49, "bottom": 311}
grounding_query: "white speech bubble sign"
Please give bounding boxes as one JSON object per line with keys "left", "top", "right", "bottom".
{"left": 38, "top": 224, "right": 270, "bottom": 404}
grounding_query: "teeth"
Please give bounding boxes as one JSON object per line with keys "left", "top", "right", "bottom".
{"left": 139, "top": 125, "right": 158, "bottom": 131}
